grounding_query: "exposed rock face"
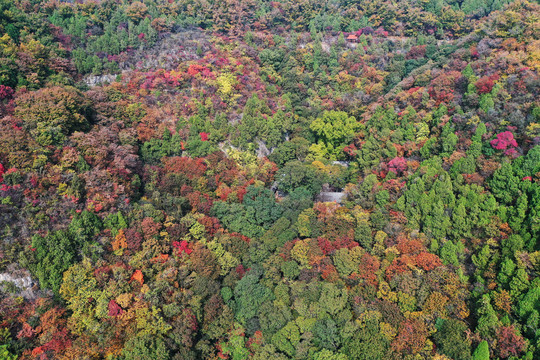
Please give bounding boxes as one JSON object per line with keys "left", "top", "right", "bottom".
{"left": 256, "top": 140, "right": 271, "bottom": 158}
{"left": 0, "top": 267, "right": 38, "bottom": 299}
{"left": 317, "top": 183, "right": 346, "bottom": 203}
{"left": 332, "top": 161, "right": 350, "bottom": 167}
{"left": 84, "top": 74, "right": 118, "bottom": 87}
{"left": 0, "top": 272, "right": 33, "bottom": 289}
{"left": 317, "top": 191, "right": 346, "bottom": 203}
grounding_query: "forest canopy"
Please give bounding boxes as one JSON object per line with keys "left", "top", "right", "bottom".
{"left": 0, "top": 0, "right": 538, "bottom": 359}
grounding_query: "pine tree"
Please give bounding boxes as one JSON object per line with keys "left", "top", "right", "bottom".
{"left": 472, "top": 340, "right": 489, "bottom": 360}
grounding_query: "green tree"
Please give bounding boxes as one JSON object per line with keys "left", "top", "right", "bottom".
{"left": 276, "top": 161, "right": 325, "bottom": 197}
{"left": 488, "top": 162, "right": 520, "bottom": 205}
{"left": 233, "top": 270, "right": 275, "bottom": 325}
{"left": 122, "top": 334, "right": 170, "bottom": 360}
{"left": 434, "top": 319, "right": 471, "bottom": 360}
{"left": 310, "top": 111, "right": 361, "bottom": 160}
{"left": 29, "top": 230, "right": 79, "bottom": 295}
{"left": 476, "top": 295, "right": 501, "bottom": 340}
{"left": 0, "top": 344, "right": 17, "bottom": 360}
{"left": 472, "top": 340, "right": 490, "bottom": 360}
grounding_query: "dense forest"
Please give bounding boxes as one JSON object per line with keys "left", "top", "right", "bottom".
{"left": 0, "top": 0, "right": 538, "bottom": 359}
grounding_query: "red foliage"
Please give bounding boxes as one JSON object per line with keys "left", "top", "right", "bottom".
{"left": 140, "top": 217, "right": 162, "bottom": 240}
{"left": 124, "top": 227, "right": 143, "bottom": 251}
{"left": 0, "top": 163, "right": 4, "bottom": 183}
{"left": 200, "top": 132, "right": 209, "bottom": 141}
{"left": 396, "top": 238, "right": 423, "bottom": 255}
{"left": 388, "top": 157, "right": 407, "bottom": 175}
{"left": 318, "top": 237, "right": 334, "bottom": 255}
{"left": 343, "top": 143, "right": 357, "bottom": 157}
{"left": 17, "top": 322, "right": 35, "bottom": 339}
{"left": 236, "top": 187, "right": 248, "bottom": 202}
{"left": 186, "top": 191, "right": 214, "bottom": 213}
{"left": 428, "top": 71, "right": 461, "bottom": 105}
{"left": 470, "top": 45, "right": 479, "bottom": 58}
{"left": 475, "top": 74, "right": 499, "bottom": 94}
{"left": 357, "top": 253, "right": 380, "bottom": 287}
{"left": 229, "top": 232, "right": 251, "bottom": 244}
{"left": 235, "top": 264, "right": 247, "bottom": 278}
{"left": 162, "top": 156, "right": 207, "bottom": 180}
{"left": 313, "top": 202, "right": 341, "bottom": 222}
{"left": 173, "top": 240, "right": 193, "bottom": 255}
{"left": 496, "top": 325, "right": 526, "bottom": 358}
{"left": 415, "top": 252, "right": 443, "bottom": 271}
{"left": 198, "top": 215, "right": 221, "bottom": 236}
{"left": 0, "top": 85, "right": 14, "bottom": 100}
{"left": 151, "top": 253, "right": 169, "bottom": 263}
{"left": 320, "top": 262, "right": 339, "bottom": 281}
{"left": 386, "top": 254, "right": 415, "bottom": 281}
{"left": 94, "top": 265, "right": 112, "bottom": 282}
{"left": 187, "top": 64, "right": 210, "bottom": 77}
{"left": 490, "top": 131, "right": 518, "bottom": 150}
{"left": 32, "top": 307, "right": 72, "bottom": 358}
{"left": 246, "top": 330, "right": 263, "bottom": 352}
{"left": 334, "top": 236, "right": 359, "bottom": 251}
{"left": 406, "top": 45, "right": 426, "bottom": 60}
{"left": 392, "top": 319, "right": 428, "bottom": 355}
{"left": 130, "top": 270, "right": 144, "bottom": 285}
{"left": 108, "top": 300, "right": 123, "bottom": 317}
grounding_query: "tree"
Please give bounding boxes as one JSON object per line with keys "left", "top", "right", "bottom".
{"left": 28, "top": 229, "right": 83, "bottom": 295}
{"left": 271, "top": 321, "right": 300, "bottom": 357}
{"left": 488, "top": 162, "right": 520, "bottom": 205}
{"left": 125, "top": 1, "right": 148, "bottom": 23}
{"left": 310, "top": 110, "right": 361, "bottom": 160}
{"left": 496, "top": 325, "right": 526, "bottom": 359}
{"left": 319, "top": 283, "right": 348, "bottom": 316}
{"left": 472, "top": 340, "right": 489, "bottom": 360}
{"left": 233, "top": 270, "right": 275, "bottom": 325}
{"left": 475, "top": 295, "right": 501, "bottom": 340}
{"left": 276, "top": 160, "right": 324, "bottom": 197}
{"left": 313, "top": 349, "right": 348, "bottom": 360}
{"left": 15, "top": 86, "right": 92, "bottom": 145}
{"left": 343, "top": 317, "right": 390, "bottom": 360}
{"left": 242, "top": 186, "right": 283, "bottom": 229}
{"left": 391, "top": 319, "right": 428, "bottom": 355}
{"left": 0, "top": 345, "right": 17, "bottom": 360}
{"left": 434, "top": 319, "right": 471, "bottom": 360}
{"left": 212, "top": 185, "right": 283, "bottom": 238}
{"left": 122, "top": 334, "right": 170, "bottom": 360}
{"left": 313, "top": 319, "right": 341, "bottom": 350}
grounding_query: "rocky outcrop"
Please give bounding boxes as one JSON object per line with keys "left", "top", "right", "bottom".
{"left": 0, "top": 267, "right": 38, "bottom": 299}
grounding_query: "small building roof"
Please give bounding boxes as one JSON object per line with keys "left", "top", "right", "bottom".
{"left": 346, "top": 34, "right": 358, "bottom": 40}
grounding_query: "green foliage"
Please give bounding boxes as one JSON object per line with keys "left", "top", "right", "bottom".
{"left": 472, "top": 340, "right": 490, "bottom": 360}
{"left": 212, "top": 186, "right": 283, "bottom": 238}
{"left": 28, "top": 230, "right": 78, "bottom": 295}
{"left": 0, "top": 1, "right": 539, "bottom": 359}
{"left": 276, "top": 161, "right": 325, "bottom": 197}
{"left": 434, "top": 319, "right": 471, "bottom": 360}
{"left": 26, "top": 210, "right": 102, "bottom": 295}
{"left": 310, "top": 111, "right": 361, "bottom": 160}
{"left": 0, "top": 343, "right": 17, "bottom": 360}
{"left": 476, "top": 295, "right": 501, "bottom": 340}
{"left": 121, "top": 334, "right": 170, "bottom": 360}
{"left": 343, "top": 318, "right": 389, "bottom": 360}
{"left": 233, "top": 270, "right": 275, "bottom": 325}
